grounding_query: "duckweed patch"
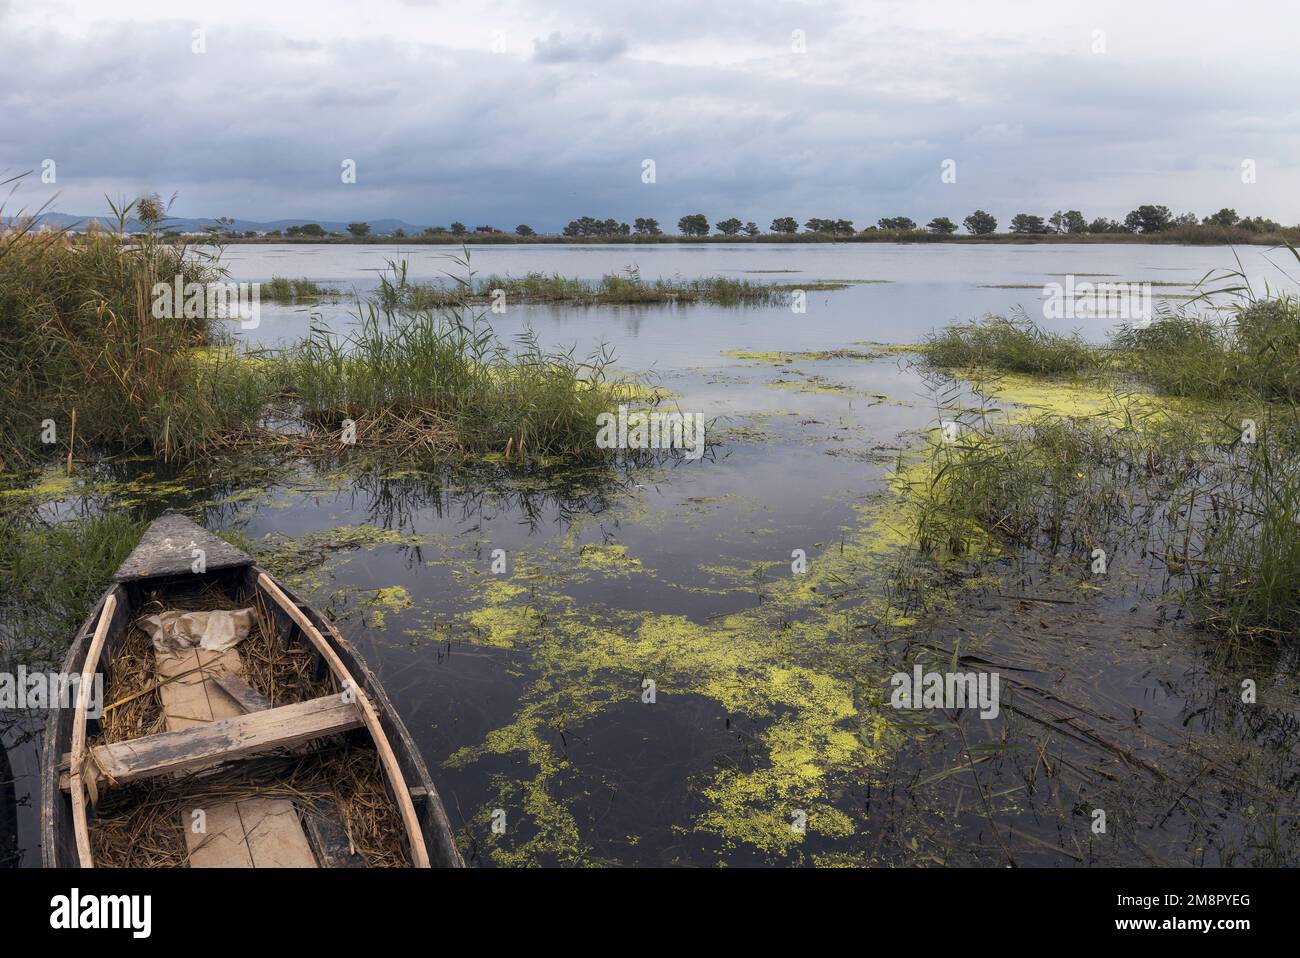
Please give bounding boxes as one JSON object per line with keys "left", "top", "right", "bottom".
{"left": 722, "top": 349, "right": 883, "bottom": 365}
{"left": 444, "top": 394, "right": 987, "bottom": 862}
{"left": 577, "top": 543, "right": 644, "bottom": 575}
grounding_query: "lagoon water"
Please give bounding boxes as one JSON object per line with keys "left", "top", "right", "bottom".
{"left": 5, "top": 242, "right": 1297, "bottom": 867}
{"left": 224, "top": 241, "right": 1297, "bottom": 355}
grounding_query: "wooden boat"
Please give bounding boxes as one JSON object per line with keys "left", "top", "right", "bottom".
{"left": 41, "top": 513, "right": 463, "bottom": 868}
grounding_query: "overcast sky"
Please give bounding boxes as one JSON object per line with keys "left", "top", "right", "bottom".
{"left": 3, "top": 0, "right": 1298, "bottom": 230}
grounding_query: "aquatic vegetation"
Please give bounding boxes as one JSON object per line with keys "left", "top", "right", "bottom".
{"left": 0, "top": 202, "right": 267, "bottom": 468}
{"left": 387, "top": 270, "right": 853, "bottom": 309}
{"left": 768, "top": 377, "right": 891, "bottom": 399}
{"left": 259, "top": 276, "right": 340, "bottom": 301}
{"left": 361, "top": 585, "right": 413, "bottom": 628}
{"left": 921, "top": 315, "right": 1100, "bottom": 375}
{"left": 576, "top": 543, "right": 643, "bottom": 575}
{"left": 0, "top": 511, "right": 145, "bottom": 669}
{"left": 912, "top": 326, "right": 1300, "bottom": 640}
{"left": 439, "top": 397, "right": 992, "bottom": 862}
{"left": 0, "top": 216, "right": 640, "bottom": 470}
{"left": 257, "top": 524, "right": 426, "bottom": 582}
{"left": 1113, "top": 297, "right": 1300, "bottom": 402}
{"left": 721, "top": 348, "right": 882, "bottom": 365}
{"left": 279, "top": 265, "right": 636, "bottom": 464}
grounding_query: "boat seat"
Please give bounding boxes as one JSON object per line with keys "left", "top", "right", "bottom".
{"left": 61, "top": 694, "right": 361, "bottom": 792}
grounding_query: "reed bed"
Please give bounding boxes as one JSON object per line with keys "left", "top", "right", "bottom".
{"left": 1, "top": 197, "right": 633, "bottom": 469}
{"left": 0, "top": 513, "right": 145, "bottom": 672}
{"left": 914, "top": 297, "right": 1300, "bottom": 641}
{"left": 279, "top": 265, "right": 627, "bottom": 462}
{"left": 260, "top": 277, "right": 340, "bottom": 302}
{"left": 387, "top": 268, "right": 835, "bottom": 309}
{"left": 0, "top": 222, "right": 268, "bottom": 468}
{"left": 920, "top": 315, "right": 1100, "bottom": 375}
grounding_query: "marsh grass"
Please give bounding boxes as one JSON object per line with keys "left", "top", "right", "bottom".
{"left": 0, "top": 512, "right": 145, "bottom": 669}
{"left": 913, "top": 338, "right": 1300, "bottom": 640}
{"left": 1, "top": 194, "right": 639, "bottom": 470}
{"left": 1114, "top": 298, "right": 1300, "bottom": 402}
{"left": 1193, "top": 425, "right": 1300, "bottom": 637}
{"left": 917, "top": 251, "right": 1300, "bottom": 640}
{"left": 921, "top": 315, "right": 1099, "bottom": 375}
{"left": 0, "top": 195, "right": 268, "bottom": 468}
{"left": 260, "top": 277, "right": 340, "bottom": 301}
{"left": 388, "top": 268, "right": 845, "bottom": 309}
{"left": 280, "top": 260, "right": 636, "bottom": 463}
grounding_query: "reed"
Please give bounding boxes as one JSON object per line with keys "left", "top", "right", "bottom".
{"left": 1113, "top": 298, "right": 1300, "bottom": 402}
{"left": 920, "top": 315, "right": 1100, "bottom": 375}
{"left": 280, "top": 261, "right": 631, "bottom": 462}
{"left": 260, "top": 276, "right": 339, "bottom": 301}
{"left": 0, "top": 196, "right": 267, "bottom": 468}
{"left": 912, "top": 318, "right": 1300, "bottom": 640}
{"left": 0, "top": 512, "right": 145, "bottom": 669}
{"left": 387, "top": 268, "right": 840, "bottom": 309}
{"left": 1, "top": 197, "right": 635, "bottom": 468}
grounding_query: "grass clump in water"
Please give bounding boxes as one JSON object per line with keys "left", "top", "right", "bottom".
{"left": 1113, "top": 297, "right": 1300, "bottom": 402}
{"left": 0, "top": 512, "right": 145, "bottom": 669}
{"left": 912, "top": 298, "right": 1300, "bottom": 642}
{"left": 281, "top": 261, "right": 636, "bottom": 463}
{"left": 389, "top": 267, "right": 845, "bottom": 309}
{"left": 260, "top": 277, "right": 339, "bottom": 301}
{"left": 921, "top": 316, "right": 1099, "bottom": 375}
{"left": 0, "top": 190, "right": 637, "bottom": 469}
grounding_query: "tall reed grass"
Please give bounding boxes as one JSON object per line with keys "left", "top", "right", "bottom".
{"left": 921, "top": 316, "right": 1099, "bottom": 375}
{"left": 1, "top": 194, "right": 634, "bottom": 470}
{"left": 0, "top": 512, "right": 145, "bottom": 668}
{"left": 387, "top": 268, "right": 834, "bottom": 309}
{"left": 0, "top": 195, "right": 266, "bottom": 468}
{"left": 282, "top": 264, "right": 626, "bottom": 461}
{"left": 915, "top": 283, "right": 1300, "bottom": 640}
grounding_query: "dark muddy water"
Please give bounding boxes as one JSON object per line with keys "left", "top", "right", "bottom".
{"left": 3, "top": 243, "right": 1297, "bottom": 866}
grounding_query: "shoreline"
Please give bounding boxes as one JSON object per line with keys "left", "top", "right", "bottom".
{"left": 188, "top": 231, "right": 1299, "bottom": 247}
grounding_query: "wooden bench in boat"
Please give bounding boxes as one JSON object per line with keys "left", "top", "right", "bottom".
{"left": 61, "top": 694, "right": 362, "bottom": 791}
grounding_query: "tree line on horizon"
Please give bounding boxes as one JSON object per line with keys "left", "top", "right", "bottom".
{"left": 554, "top": 206, "right": 1286, "bottom": 238}
{"left": 210, "top": 205, "right": 1288, "bottom": 240}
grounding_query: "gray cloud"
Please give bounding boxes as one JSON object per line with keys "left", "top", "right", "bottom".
{"left": 533, "top": 31, "right": 627, "bottom": 63}
{"left": 1, "top": 1, "right": 1297, "bottom": 230}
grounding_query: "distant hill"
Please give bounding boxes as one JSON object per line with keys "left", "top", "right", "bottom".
{"left": 19, "top": 213, "right": 431, "bottom": 235}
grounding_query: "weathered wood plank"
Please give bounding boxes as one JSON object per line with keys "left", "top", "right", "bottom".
{"left": 159, "top": 645, "right": 316, "bottom": 867}
{"left": 255, "top": 572, "right": 432, "bottom": 868}
{"left": 112, "top": 513, "right": 252, "bottom": 582}
{"left": 302, "top": 801, "right": 368, "bottom": 867}
{"left": 157, "top": 647, "right": 245, "bottom": 731}
{"left": 212, "top": 673, "right": 273, "bottom": 714}
{"left": 238, "top": 797, "right": 318, "bottom": 868}
{"left": 70, "top": 592, "right": 117, "bottom": 868}
{"left": 63, "top": 695, "right": 360, "bottom": 790}
{"left": 184, "top": 802, "right": 255, "bottom": 867}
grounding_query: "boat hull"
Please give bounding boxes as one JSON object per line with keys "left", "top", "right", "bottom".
{"left": 41, "top": 561, "right": 463, "bottom": 868}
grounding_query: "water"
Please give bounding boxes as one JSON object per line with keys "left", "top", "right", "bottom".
{"left": 226, "top": 241, "right": 1299, "bottom": 354}
{"left": 5, "top": 242, "right": 1298, "bottom": 866}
